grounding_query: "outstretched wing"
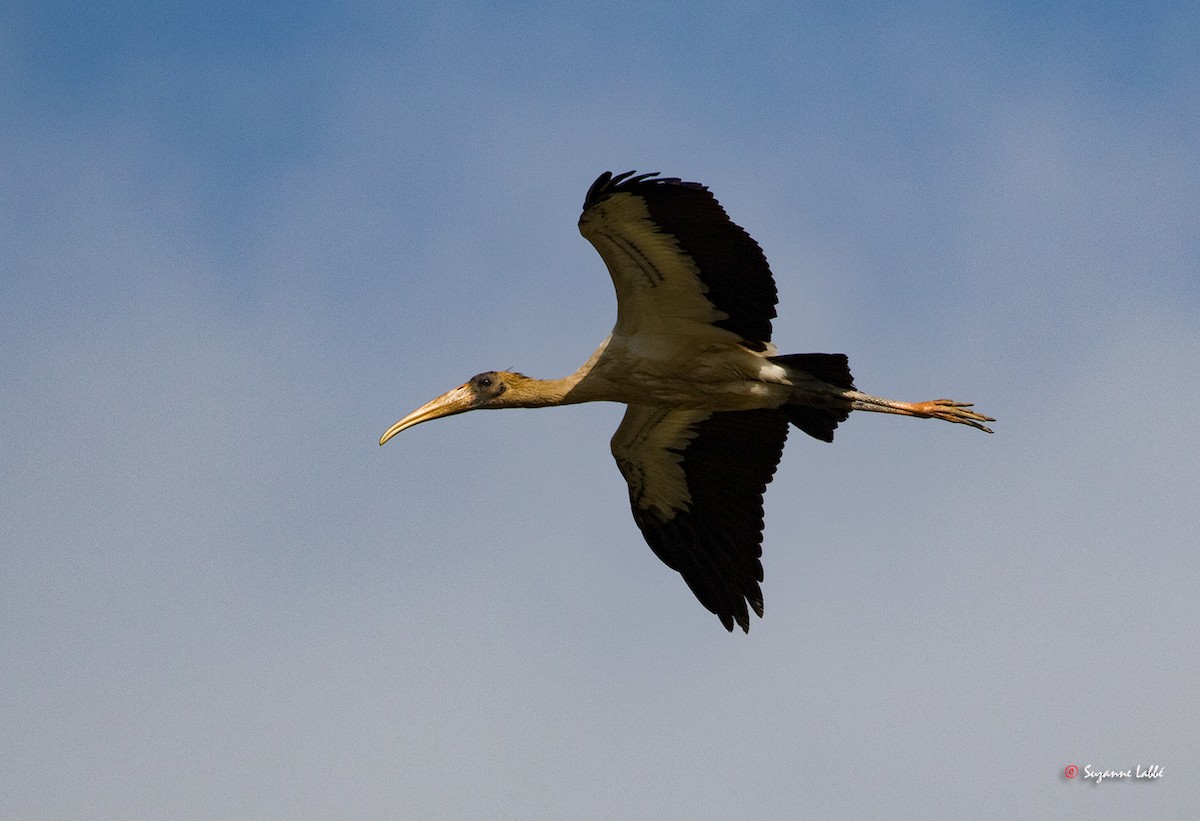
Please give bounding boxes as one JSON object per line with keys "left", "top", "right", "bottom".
{"left": 579, "top": 171, "right": 779, "bottom": 352}
{"left": 611, "top": 406, "right": 790, "bottom": 632}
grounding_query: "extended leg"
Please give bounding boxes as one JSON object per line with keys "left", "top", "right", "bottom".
{"left": 846, "top": 390, "right": 994, "bottom": 433}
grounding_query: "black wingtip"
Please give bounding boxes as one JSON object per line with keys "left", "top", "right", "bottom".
{"left": 718, "top": 611, "right": 752, "bottom": 634}
{"left": 582, "top": 170, "right": 706, "bottom": 211}
{"left": 717, "top": 587, "right": 760, "bottom": 633}
{"left": 584, "top": 170, "right": 654, "bottom": 209}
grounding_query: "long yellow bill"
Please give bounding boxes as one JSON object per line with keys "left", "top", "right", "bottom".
{"left": 379, "top": 384, "right": 477, "bottom": 446}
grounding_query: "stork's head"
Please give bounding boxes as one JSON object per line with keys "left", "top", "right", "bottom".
{"left": 379, "top": 371, "right": 529, "bottom": 445}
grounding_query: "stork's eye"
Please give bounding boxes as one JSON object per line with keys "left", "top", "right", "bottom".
{"left": 470, "top": 372, "right": 495, "bottom": 389}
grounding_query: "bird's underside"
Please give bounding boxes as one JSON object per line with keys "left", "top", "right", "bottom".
{"left": 604, "top": 351, "right": 991, "bottom": 632}
{"left": 379, "top": 170, "right": 994, "bottom": 633}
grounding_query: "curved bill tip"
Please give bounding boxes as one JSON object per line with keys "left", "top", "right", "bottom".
{"left": 378, "top": 410, "right": 433, "bottom": 447}
{"left": 378, "top": 422, "right": 406, "bottom": 447}
{"left": 378, "top": 385, "right": 475, "bottom": 446}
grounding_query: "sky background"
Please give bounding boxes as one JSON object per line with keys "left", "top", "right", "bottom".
{"left": 3, "top": 2, "right": 1198, "bottom": 819}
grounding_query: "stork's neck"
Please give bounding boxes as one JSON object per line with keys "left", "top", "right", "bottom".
{"left": 499, "top": 346, "right": 619, "bottom": 408}
{"left": 503, "top": 370, "right": 606, "bottom": 408}
{"left": 499, "top": 339, "right": 616, "bottom": 408}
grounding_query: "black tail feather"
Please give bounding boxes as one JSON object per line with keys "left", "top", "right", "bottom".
{"left": 770, "top": 353, "right": 854, "bottom": 389}
{"left": 778, "top": 405, "right": 849, "bottom": 442}
{"left": 771, "top": 353, "right": 854, "bottom": 443}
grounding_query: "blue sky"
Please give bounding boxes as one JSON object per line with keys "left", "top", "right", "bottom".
{"left": 3, "top": 2, "right": 1198, "bottom": 818}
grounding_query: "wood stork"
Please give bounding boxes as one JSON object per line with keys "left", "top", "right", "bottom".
{"left": 380, "top": 171, "right": 993, "bottom": 632}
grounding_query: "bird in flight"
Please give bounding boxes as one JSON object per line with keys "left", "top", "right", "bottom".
{"left": 380, "top": 171, "right": 993, "bottom": 632}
